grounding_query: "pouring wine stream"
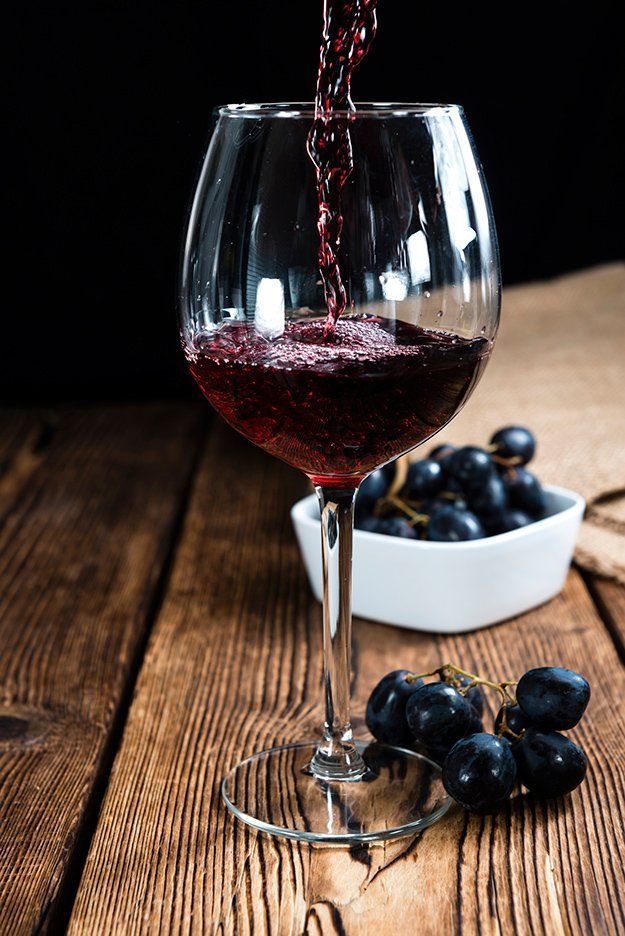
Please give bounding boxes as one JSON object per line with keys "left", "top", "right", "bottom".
{"left": 307, "top": 0, "right": 379, "bottom": 337}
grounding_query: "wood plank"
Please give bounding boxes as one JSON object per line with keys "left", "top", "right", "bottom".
{"left": 69, "top": 425, "right": 625, "bottom": 935}
{"left": 585, "top": 575, "right": 625, "bottom": 653}
{"left": 0, "top": 404, "right": 203, "bottom": 934}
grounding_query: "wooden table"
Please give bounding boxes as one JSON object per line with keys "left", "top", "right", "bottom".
{"left": 0, "top": 404, "right": 623, "bottom": 935}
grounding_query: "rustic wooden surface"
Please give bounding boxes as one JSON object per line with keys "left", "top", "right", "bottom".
{"left": 0, "top": 408, "right": 623, "bottom": 935}
{"left": 0, "top": 405, "right": 202, "bottom": 934}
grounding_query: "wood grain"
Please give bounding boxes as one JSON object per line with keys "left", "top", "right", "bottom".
{"left": 584, "top": 575, "right": 625, "bottom": 654}
{"left": 68, "top": 424, "right": 625, "bottom": 936}
{"left": 0, "top": 404, "right": 203, "bottom": 934}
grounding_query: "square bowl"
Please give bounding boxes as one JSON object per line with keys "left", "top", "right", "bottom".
{"left": 291, "top": 485, "right": 585, "bottom": 633}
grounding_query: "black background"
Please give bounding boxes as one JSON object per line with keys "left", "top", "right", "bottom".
{"left": 5, "top": 1, "right": 623, "bottom": 401}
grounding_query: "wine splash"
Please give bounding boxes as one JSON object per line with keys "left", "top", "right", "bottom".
{"left": 307, "top": 0, "right": 379, "bottom": 335}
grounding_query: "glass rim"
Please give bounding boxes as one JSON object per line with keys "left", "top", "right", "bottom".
{"left": 216, "top": 101, "right": 463, "bottom": 119}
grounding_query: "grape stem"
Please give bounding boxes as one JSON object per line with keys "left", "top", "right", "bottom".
{"left": 485, "top": 442, "right": 523, "bottom": 467}
{"left": 404, "top": 663, "right": 524, "bottom": 740}
{"left": 382, "top": 494, "right": 429, "bottom": 526}
{"left": 388, "top": 456, "right": 409, "bottom": 496}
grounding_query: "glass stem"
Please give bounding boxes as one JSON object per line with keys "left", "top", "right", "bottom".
{"left": 311, "top": 485, "right": 367, "bottom": 781}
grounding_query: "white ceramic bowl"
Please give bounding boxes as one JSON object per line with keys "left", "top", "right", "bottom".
{"left": 291, "top": 485, "right": 585, "bottom": 633}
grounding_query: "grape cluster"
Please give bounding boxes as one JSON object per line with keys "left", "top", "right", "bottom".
{"left": 355, "top": 425, "right": 548, "bottom": 541}
{"left": 365, "top": 663, "right": 590, "bottom": 812}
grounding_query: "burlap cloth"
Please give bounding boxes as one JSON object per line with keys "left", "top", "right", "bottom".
{"left": 439, "top": 263, "right": 625, "bottom": 583}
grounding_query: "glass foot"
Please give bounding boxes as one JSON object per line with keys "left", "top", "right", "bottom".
{"left": 221, "top": 740, "right": 451, "bottom": 844}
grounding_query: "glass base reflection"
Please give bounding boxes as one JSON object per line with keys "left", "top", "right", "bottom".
{"left": 221, "top": 740, "right": 451, "bottom": 845}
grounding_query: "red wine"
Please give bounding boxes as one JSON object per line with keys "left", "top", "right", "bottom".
{"left": 185, "top": 318, "right": 490, "bottom": 486}
{"left": 307, "top": 0, "right": 379, "bottom": 334}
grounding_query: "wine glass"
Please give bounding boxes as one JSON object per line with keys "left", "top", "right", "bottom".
{"left": 180, "top": 103, "right": 500, "bottom": 843}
